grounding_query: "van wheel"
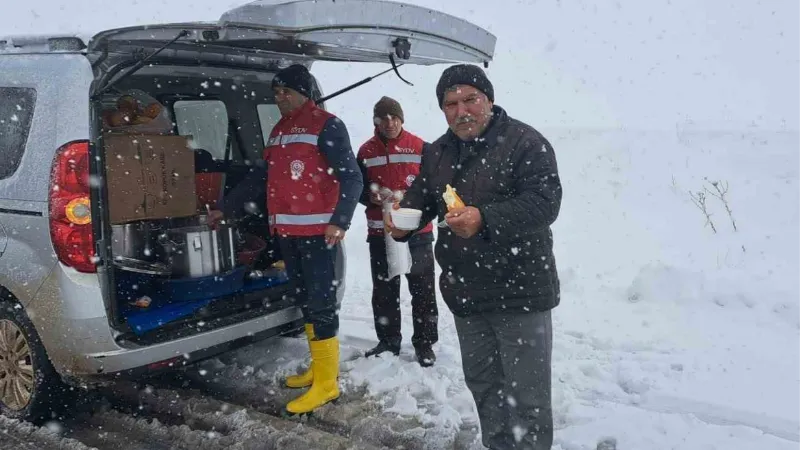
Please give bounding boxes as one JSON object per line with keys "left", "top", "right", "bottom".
{"left": 0, "top": 301, "right": 67, "bottom": 423}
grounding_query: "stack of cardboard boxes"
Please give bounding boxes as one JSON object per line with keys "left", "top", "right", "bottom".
{"left": 102, "top": 91, "right": 197, "bottom": 224}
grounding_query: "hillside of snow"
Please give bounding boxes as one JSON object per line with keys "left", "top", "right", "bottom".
{"left": 193, "top": 124, "right": 799, "bottom": 449}
{"left": 0, "top": 0, "right": 797, "bottom": 449}
{"left": 239, "top": 126, "right": 798, "bottom": 449}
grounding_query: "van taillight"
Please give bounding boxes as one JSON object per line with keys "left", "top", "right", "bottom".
{"left": 49, "top": 141, "right": 96, "bottom": 273}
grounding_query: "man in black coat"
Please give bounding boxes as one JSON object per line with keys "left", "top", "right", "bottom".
{"left": 386, "top": 64, "right": 562, "bottom": 450}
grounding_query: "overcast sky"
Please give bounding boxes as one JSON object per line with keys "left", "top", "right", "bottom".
{"left": 1, "top": 0, "right": 796, "bottom": 132}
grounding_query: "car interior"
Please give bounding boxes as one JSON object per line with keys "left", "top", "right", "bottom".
{"left": 96, "top": 64, "right": 324, "bottom": 342}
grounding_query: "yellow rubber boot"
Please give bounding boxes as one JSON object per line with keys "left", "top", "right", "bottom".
{"left": 284, "top": 324, "right": 314, "bottom": 389}
{"left": 285, "top": 336, "right": 340, "bottom": 415}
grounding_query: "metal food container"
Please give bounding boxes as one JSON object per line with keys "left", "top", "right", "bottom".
{"left": 111, "top": 220, "right": 171, "bottom": 275}
{"left": 111, "top": 221, "right": 160, "bottom": 261}
{"left": 157, "top": 223, "right": 237, "bottom": 278}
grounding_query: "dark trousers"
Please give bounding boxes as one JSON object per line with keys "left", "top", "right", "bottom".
{"left": 454, "top": 311, "right": 553, "bottom": 450}
{"left": 278, "top": 236, "right": 339, "bottom": 340}
{"left": 367, "top": 236, "right": 438, "bottom": 349}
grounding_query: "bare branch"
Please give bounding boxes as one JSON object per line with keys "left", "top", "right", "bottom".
{"left": 703, "top": 179, "right": 737, "bottom": 231}
{"left": 689, "top": 190, "right": 717, "bottom": 233}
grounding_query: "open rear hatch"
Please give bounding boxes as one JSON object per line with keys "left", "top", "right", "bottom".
{"left": 87, "top": 0, "right": 496, "bottom": 336}
{"left": 88, "top": 0, "right": 495, "bottom": 69}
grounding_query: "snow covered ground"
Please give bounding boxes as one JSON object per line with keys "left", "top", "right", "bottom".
{"left": 0, "top": 0, "right": 796, "bottom": 449}
{"left": 208, "top": 126, "right": 797, "bottom": 450}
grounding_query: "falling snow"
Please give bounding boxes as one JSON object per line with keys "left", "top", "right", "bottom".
{"left": 0, "top": 1, "right": 792, "bottom": 449}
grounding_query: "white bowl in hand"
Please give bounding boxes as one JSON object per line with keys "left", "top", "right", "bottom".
{"left": 390, "top": 208, "right": 423, "bottom": 230}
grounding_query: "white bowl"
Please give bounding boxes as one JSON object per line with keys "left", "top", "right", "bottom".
{"left": 391, "top": 208, "right": 423, "bottom": 230}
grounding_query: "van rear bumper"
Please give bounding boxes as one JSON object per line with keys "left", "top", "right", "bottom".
{"left": 73, "top": 306, "right": 302, "bottom": 375}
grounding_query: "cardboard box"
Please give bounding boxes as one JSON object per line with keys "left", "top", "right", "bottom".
{"left": 104, "top": 134, "right": 196, "bottom": 224}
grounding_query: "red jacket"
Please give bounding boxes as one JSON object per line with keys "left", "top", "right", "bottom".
{"left": 357, "top": 128, "right": 433, "bottom": 237}
{"left": 265, "top": 101, "right": 339, "bottom": 236}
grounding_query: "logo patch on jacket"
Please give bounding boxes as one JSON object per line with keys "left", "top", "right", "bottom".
{"left": 290, "top": 160, "right": 305, "bottom": 180}
{"left": 405, "top": 174, "right": 416, "bottom": 187}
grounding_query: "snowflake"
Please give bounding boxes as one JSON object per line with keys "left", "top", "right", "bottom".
{"left": 512, "top": 425, "right": 527, "bottom": 442}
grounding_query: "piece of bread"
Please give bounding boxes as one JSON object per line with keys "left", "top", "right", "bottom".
{"left": 143, "top": 103, "right": 163, "bottom": 119}
{"left": 443, "top": 184, "right": 466, "bottom": 211}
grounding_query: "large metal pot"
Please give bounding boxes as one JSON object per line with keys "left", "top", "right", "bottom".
{"left": 157, "top": 223, "right": 236, "bottom": 278}
{"left": 111, "top": 221, "right": 160, "bottom": 261}
{"left": 111, "top": 221, "right": 171, "bottom": 275}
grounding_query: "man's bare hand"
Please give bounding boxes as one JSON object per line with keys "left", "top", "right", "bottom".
{"left": 325, "top": 225, "right": 346, "bottom": 247}
{"left": 383, "top": 202, "right": 411, "bottom": 239}
{"left": 207, "top": 209, "right": 224, "bottom": 229}
{"left": 445, "top": 206, "right": 483, "bottom": 239}
{"left": 369, "top": 191, "right": 384, "bottom": 206}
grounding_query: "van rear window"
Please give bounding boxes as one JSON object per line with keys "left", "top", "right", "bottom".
{"left": 0, "top": 87, "right": 36, "bottom": 180}
{"left": 257, "top": 104, "right": 282, "bottom": 146}
{"left": 173, "top": 100, "right": 229, "bottom": 161}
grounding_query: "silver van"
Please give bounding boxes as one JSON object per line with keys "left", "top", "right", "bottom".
{"left": 0, "top": 0, "right": 495, "bottom": 422}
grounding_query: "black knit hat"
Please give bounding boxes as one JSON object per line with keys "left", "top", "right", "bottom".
{"left": 435, "top": 64, "right": 494, "bottom": 107}
{"left": 373, "top": 96, "right": 404, "bottom": 123}
{"left": 272, "top": 64, "right": 314, "bottom": 98}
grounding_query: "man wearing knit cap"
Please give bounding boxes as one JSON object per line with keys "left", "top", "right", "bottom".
{"left": 356, "top": 96, "right": 438, "bottom": 367}
{"left": 386, "top": 64, "right": 562, "bottom": 449}
{"left": 264, "top": 64, "right": 363, "bottom": 415}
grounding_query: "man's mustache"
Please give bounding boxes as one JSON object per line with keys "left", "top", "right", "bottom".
{"left": 456, "top": 115, "right": 476, "bottom": 125}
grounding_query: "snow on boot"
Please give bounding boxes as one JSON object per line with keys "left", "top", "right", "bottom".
{"left": 364, "top": 340, "right": 400, "bottom": 358}
{"left": 414, "top": 345, "right": 436, "bottom": 367}
{"left": 284, "top": 324, "right": 314, "bottom": 389}
{"left": 285, "top": 336, "right": 340, "bottom": 415}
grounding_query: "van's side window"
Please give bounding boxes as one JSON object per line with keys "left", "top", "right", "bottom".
{"left": 0, "top": 87, "right": 36, "bottom": 180}
{"left": 173, "top": 100, "right": 229, "bottom": 161}
{"left": 257, "top": 104, "right": 282, "bottom": 146}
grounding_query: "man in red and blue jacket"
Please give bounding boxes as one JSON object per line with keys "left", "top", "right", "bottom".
{"left": 266, "top": 64, "right": 363, "bottom": 415}
{"left": 357, "top": 96, "right": 438, "bottom": 367}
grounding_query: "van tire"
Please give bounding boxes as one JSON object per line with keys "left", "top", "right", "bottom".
{"left": 0, "top": 297, "right": 69, "bottom": 424}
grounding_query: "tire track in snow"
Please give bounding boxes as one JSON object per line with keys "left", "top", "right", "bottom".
{"left": 0, "top": 316, "right": 474, "bottom": 449}
{"left": 66, "top": 407, "right": 206, "bottom": 450}
{"left": 158, "top": 362, "right": 473, "bottom": 450}
{"left": 93, "top": 381, "right": 386, "bottom": 450}
{"left": 641, "top": 394, "right": 800, "bottom": 442}
{"left": 0, "top": 415, "right": 92, "bottom": 450}
{"left": 0, "top": 357, "right": 473, "bottom": 450}
{"left": 555, "top": 327, "right": 800, "bottom": 444}
{"left": 6, "top": 378, "right": 386, "bottom": 450}
{"left": 557, "top": 388, "right": 799, "bottom": 445}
